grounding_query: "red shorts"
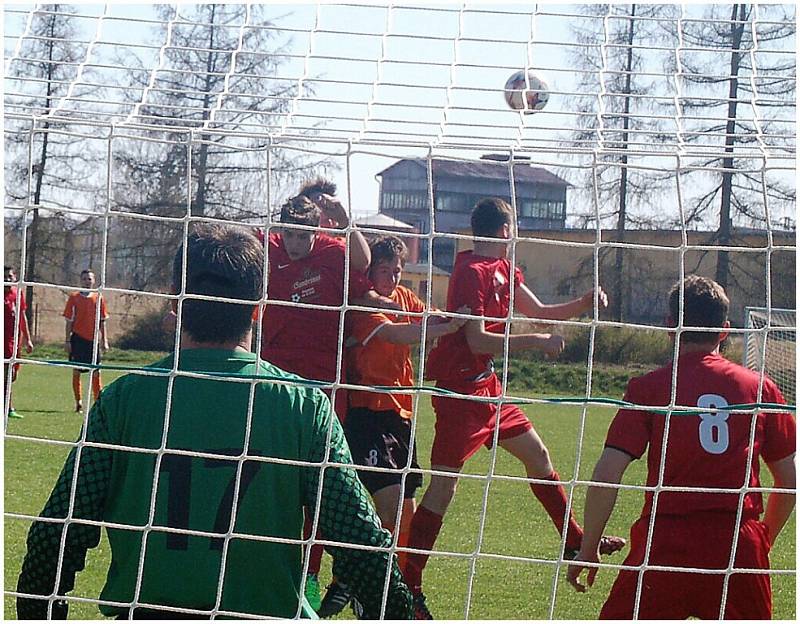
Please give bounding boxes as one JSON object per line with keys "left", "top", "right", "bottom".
{"left": 601, "top": 512, "right": 772, "bottom": 620}
{"left": 430, "top": 374, "right": 532, "bottom": 468}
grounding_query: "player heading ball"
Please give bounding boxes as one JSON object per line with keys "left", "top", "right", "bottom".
{"left": 402, "top": 197, "right": 625, "bottom": 618}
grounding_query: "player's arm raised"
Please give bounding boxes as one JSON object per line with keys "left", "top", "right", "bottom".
{"left": 567, "top": 447, "right": 632, "bottom": 593}
{"left": 463, "top": 316, "right": 564, "bottom": 358}
{"left": 315, "top": 193, "right": 371, "bottom": 273}
{"left": 515, "top": 283, "right": 607, "bottom": 321}
{"left": 763, "top": 453, "right": 796, "bottom": 547}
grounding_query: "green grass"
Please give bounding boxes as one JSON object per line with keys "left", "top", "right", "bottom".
{"left": 4, "top": 353, "right": 796, "bottom": 620}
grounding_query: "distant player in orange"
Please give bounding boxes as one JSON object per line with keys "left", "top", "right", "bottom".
{"left": 64, "top": 269, "right": 109, "bottom": 412}
{"left": 319, "top": 235, "right": 467, "bottom": 617}
{"left": 4, "top": 266, "right": 34, "bottom": 419}
{"left": 567, "top": 275, "right": 796, "bottom": 619}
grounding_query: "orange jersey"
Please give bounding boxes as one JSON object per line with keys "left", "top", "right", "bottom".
{"left": 346, "top": 285, "right": 426, "bottom": 419}
{"left": 64, "top": 292, "right": 108, "bottom": 341}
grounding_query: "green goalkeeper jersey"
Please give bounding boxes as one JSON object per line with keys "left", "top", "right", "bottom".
{"left": 16, "top": 348, "right": 412, "bottom": 619}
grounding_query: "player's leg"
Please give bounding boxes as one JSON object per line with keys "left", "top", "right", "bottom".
{"left": 367, "top": 411, "right": 422, "bottom": 568}
{"left": 718, "top": 518, "right": 772, "bottom": 620}
{"left": 72, "top": 370, "right": 83, "bottom": 412}
{"left": 497, "top": 415, "right": 585, "bottom": 553}
{"left": 304, "top": 386, "right": 340, "bottom": 611}
{"left": 91, "top": 371, "right": 102, "bottom": 400}
{"left": 403, "top": 391, "right": 490, "bottom": 600}
{"left": 599, "top": 517, "right": 691, "bottom": 619}
{"left": 5, "top": 356, "right": 22, "bottom": 418}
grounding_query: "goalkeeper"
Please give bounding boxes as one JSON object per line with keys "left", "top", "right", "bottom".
{"left": 16, "top": 224, "right": 413, "bottom": 620}
{"left": 567, "top": 275, "right": 796, "bottom": 619}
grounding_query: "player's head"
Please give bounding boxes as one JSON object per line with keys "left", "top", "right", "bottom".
{"left": 279, "top": 194, "right": 320, "bottom": 261}
{"left": 172, "top": 223, "right": 263, "bottom": 344}
{"left": 4, "top": 266, "right": 15, "bottom": 292}
{"left": 668, "top": 275, "right": 730, "bottom": 346}
{"left": 368, "top": 235, "right": 408, "bottom": 297}
{"left": 471, "top": 197, "right": 513, "bottom": 240}
{"left": 299, "top": 177, "right": 337, "bottom": 206}
{"left": 80, "top": 269, "right": 96, "bottom": 289}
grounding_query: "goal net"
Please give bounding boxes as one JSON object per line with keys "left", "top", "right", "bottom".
{"left": 743, "top": 307, "right": 796, "bottom": 406}
{"left": 4, "top": 3, "right": 796, "bottom": 621}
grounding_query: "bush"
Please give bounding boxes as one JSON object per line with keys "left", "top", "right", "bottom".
{"left": 511, "top": 325, "right": 673, "bottom": 366}
{"left": 115, "top": 308, "right": 174, "bottom": 352}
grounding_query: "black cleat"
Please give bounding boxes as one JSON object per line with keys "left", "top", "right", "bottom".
{"left": 318, "top": 580, "right": 352, "bottom": 618}
{"left": 413, "top": 592, "right": 433, "bottom": 620}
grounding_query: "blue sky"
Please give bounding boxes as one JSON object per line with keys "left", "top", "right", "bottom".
{"left": 4, "top": 3, "right": 796, "bottom": 227}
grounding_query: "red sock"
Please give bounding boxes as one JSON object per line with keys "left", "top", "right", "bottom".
{"left": 303, "top": 513, "right": 324, "bottom": 575}
{"left": 307, "top": 543, "right": 324, "bottom": 576}
{"left": 401, "top": 506, "right": 443, "bottom": 594}
{"left": 530, "top": 471, "right": 583, "bottom": 550}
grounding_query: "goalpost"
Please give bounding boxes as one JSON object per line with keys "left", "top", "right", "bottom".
{"left": 743, "top": 307, "right": 796, "bottom": 406}
{"left": 4, "top": 2, "right": 796, "bottom": 621}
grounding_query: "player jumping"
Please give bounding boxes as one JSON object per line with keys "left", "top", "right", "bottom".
{"left": 567, "top": 275, "right": 796, "bottom": 619}
{"left": 403, "top": 197, "right": 625, "bottom": 618}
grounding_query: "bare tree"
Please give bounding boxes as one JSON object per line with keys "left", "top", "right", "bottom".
{"left": 665, "top": 4, "right": 795, "bottom": 289}
{"left": 563, "top": 4, "right": 675, "bottom": 321}
{"left": 4, "top": 4, "right": 102, "bottom": 324}
{"left": 112, "top": 4, "right": 330, "bottom": 223}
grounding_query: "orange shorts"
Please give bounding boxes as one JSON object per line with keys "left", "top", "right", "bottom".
{"left": 601, "top": 512, "right": 772, "bottom": 620}
{"left": 430, "top": 374, "right": 532, "bottom": 468}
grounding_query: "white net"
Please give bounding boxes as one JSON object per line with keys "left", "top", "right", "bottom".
{"left": 4, "top": 2, "right": 796, "bottom": 621}
{"left": 743, "top": 307, "right": 796, "bottom": 405}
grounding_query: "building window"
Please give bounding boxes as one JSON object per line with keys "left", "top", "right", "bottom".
{"left": 432, "top": 238, "right": 455, "bottom": 270}
{"left": 435, "top": 193, "right": 464, "bottom": 212}
{"left": 381, "top": 191, "right": 428, "bottom": 212}
{"left": 520, "top": 198, "right": 565, "bottom": 220}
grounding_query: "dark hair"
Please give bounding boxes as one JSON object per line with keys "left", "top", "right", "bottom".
{"left": 471, "top": 197, "right": 513, "bottom": 237}
{"left": 4, "top": 266, "right": 14, "bottom": 273}
{"left": 370, "top": 235, "right": 408, "bottom": 268}
{"left": 172, "top": 224, "right": 264, "bottom": 343}
{"left": 299, "top": 177, "right": 337, "bottom": 199}
{"left": 81, "top": 269, "right": 95, "bottom": 277}
{"left": 279, "top": 194, "right": 321, "bottom": 227}
{"left": 668, "top": 275, "right": 729, "bottom": 344}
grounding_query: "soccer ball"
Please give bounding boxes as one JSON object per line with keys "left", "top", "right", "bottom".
{"left": 504, "top": 70, "right": 549, "bottom": 113}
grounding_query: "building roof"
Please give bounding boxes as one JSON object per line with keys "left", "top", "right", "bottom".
{"left": 377, "top": 158, "right": 571, "bottom": 187}
{"left": 354, "top": 213, "right": 416, "bottom": 230}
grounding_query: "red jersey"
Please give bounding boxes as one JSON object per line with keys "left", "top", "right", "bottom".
{"left": 606, "top": 351, "right": 796, "bottom": 519}
{"left": 4, "top": 287, "right": 27, "bottom": 354}
{"left": 426, "top": 250, "right": 523, "bottom": 383}
{"left": 346, "top": 285, "right": 425, "bottom": 418}
{"left": 259, "top": 232, "right": 369, "bottom": 382}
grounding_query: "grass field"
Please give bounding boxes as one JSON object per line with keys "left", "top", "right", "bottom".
{"left": 4, "top": 350, "right": 796, "bottom": 620}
